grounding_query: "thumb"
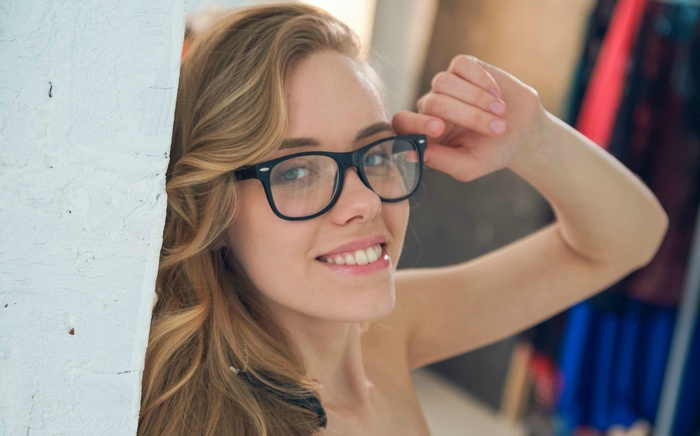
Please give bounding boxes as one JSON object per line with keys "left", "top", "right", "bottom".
{"left": 392, "top": 110, "right": 444, "bottom": 138}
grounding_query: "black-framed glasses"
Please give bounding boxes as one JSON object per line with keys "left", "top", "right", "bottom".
{"left": 233, "top": 134, "right": 427, "bottom": 221}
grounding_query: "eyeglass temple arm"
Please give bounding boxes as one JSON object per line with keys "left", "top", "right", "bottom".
{"left": 234, "top": 166, "right": 257, "bottom": 181}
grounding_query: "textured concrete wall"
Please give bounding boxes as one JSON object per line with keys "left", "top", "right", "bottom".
{"left": 0, "top": 1, "right": 184, "bottom": 434}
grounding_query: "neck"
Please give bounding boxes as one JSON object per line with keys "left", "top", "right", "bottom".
{"left": 273, "top": 310, "right": 373, "bottom": 409}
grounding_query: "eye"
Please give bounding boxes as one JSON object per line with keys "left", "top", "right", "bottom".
{"left": 273, "top": 166, "right": 311, "bottom": 183}
{"left": 364, "top": 152, "right": 391, "bottom": 167}
{"left": 270, "top": 155, "right": 330, "bottom": 187}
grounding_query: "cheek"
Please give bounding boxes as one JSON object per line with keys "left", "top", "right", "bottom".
{"left": 227, "top": 185, "right": 283, "bottom": 275}
{"left": 382, "top": 201, "right": 410, "bottom": 262}
{"left": 227, "top": 200, "right": 312, "bottom": 293}
{"left": 228, "top": 219, "right": 295, "bottom": 302}
{"left": 385, "top": 201, "right": 410, "bottom": 249}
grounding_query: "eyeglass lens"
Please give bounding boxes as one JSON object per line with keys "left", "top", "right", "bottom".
{"left": 268, "top": 138, "right": 420, "bottom": 218}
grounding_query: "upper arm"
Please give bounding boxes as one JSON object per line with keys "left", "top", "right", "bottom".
{"left": 393, "top": 222, "right": 647, "bottom": 369}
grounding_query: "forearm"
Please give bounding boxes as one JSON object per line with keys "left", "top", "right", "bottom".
{"left": 508, "top": 110, "right": 668, "bottom": 267}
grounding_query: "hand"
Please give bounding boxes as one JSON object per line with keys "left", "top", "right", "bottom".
{"left": 393, "top": 55, "right": 545, "bottom": 182}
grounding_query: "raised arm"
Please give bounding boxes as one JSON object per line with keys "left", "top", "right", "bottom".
{"left": 389, "top": 55, "right": 668, "bottom": 369}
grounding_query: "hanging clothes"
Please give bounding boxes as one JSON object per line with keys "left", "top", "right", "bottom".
{"left": 567, "top": 0, "right": 620, "bottom": 126}
{"left": 575, "top": 0, "right": 648, "bottom": 149}
{"left": 555, "top": 1, "right": 700, "bottom": 433}
{"left": 609, "top": 1, "right": 700, "bottom": 306}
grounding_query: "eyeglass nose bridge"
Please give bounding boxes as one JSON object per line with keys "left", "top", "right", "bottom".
{"left": 331, "top": 146, "right": 375, "bottom": 196}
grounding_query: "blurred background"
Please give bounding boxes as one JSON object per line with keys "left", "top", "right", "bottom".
{"left": 185, "top": 1, "right": 700, "bottom": 434}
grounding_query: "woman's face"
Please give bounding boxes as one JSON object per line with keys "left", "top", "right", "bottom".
{"left": 226, "top": 51, "right": 409, "bottom": 324}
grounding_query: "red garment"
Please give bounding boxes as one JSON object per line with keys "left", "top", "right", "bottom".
{"left": 575, "top": 0, "right": 647, "bottom": 149}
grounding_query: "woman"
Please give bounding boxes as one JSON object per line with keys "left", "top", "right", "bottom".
{"left": 138, "top": 4, "right": 668, "bottom": 435}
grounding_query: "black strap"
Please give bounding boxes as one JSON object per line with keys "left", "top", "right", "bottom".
{"left": 239, "top": 371, "right": 328, "bottom": 428}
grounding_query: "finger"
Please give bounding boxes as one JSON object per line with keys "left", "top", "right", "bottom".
{"left": 476, "top": 59, "right": 539, "bottom": 99}
{"left": 423, "top": 143, "right": 484, "bottom": 182}
{"left": 431, "top": 71, "right": 506, "bottom": 116}
{"left": 418, "top": 93, "right": 506, "bottom": 136}
{"left": 448, "top": 55, "right": 501, "bottom": 97}
{"left": 392, "top": 110, "right": 445, "bottom": 137}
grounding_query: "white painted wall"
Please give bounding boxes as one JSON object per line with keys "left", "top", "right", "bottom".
{"left": 0, "top": 1, "right": 184, "bottom": 434}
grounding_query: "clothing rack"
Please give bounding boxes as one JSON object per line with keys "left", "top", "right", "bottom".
{"left": 655, "top": 202, "right": 700, "bottom": 435}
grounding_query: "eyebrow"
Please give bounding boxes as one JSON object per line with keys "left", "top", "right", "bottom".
{"left": 355, "top": 121, "right": 394, "bottom": 142}
{"left": 278, "top": 121, "right": 394, "bottom": 150}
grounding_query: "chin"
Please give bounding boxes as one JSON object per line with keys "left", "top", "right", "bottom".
{"left": 333, "top": 285, "right": 396, "bottom": 322}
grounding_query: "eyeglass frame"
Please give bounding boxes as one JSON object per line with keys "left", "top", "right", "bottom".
{"left": 232, "top": 134, "right": 428, "bottom": 221}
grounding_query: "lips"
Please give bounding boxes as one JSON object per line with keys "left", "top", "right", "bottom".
{"left": 317, "top": 244, "right": 383, "bottom": 266}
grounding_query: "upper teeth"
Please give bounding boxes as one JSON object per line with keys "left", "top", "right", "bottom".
{"left": 321, "top": 244, "right": 382, "bottom": 266}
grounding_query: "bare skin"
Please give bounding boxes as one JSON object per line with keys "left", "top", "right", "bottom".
{"left": 229, "top": 51, "right": 668, "bottom": 435}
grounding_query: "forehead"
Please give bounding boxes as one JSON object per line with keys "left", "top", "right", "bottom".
{"left": 285, "top": 51, "right": 388, "bottom": 144}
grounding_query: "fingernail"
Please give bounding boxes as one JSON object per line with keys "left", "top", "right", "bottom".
{"left": 490, "top": 119, "right": 506, "bottom": 134}
{"left": 427, "top": 120, "right": 441, "bottom": 135}
{"left": 489, "top": 101, "right": 506, "bottom": 116}
{"left": 490, "top": 88, "right": 501, "bottom": 97}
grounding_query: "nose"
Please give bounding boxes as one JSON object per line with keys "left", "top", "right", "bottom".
{"left": 327, "top": 168, "right": 381, "bottom": 225}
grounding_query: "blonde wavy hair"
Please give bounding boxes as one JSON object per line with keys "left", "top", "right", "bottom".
{"left": 138, "top": 4, "right": 361, "bottom": 435}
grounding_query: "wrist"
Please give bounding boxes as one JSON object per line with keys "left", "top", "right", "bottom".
{"left": 508, "top": 109, "right": 559, "bottom": 177}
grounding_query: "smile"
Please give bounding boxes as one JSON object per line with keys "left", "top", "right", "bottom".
{"left": 317, "top": 244, "right": 383, "bottom": 266}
